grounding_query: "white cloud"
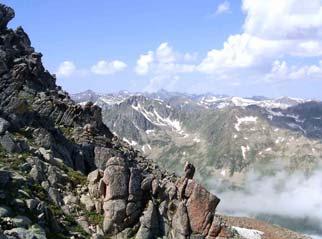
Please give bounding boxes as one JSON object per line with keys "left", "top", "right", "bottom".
{"left": 198, "top": 33, "right": 285, "bottom": 73}
{"left": 135, "top": 51, "right": 154, "bottom": 75}
{"left": 215, "top": 1, "right": 231, "bottom": 15}
{"left": 265, "top": 60, "right": 322, "bottom": 81}
{"left": 56, "top": 61, "right": 76, "bottom": 78}
{"left": 91, "top": 60, "right": 127, "bottom": 75}
{"left": 242, "top": 0, "right": 322, "bottom": 40}
{"left": 198, "top": 0, "right": 322, "bottom": 82}
{"left": 135, "top": 42, "right": 197, "bottom": 91}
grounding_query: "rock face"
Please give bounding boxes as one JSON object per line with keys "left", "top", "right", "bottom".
{"left": 86, "top": 159, "right": 223, "bottom": 238}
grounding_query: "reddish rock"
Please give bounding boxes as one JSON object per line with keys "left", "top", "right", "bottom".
{"left": 185, "top": 180, "right": 220, "bottom": 234}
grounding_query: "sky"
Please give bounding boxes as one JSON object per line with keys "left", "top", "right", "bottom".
{"left": 3, "top": 0, "right": 322, "bottom": 99}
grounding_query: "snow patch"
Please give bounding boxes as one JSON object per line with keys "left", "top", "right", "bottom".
{"left": 233, "top": 226, "right": 264, "bottom": 239}
{"left": 123, "top": 138, "right": 137, "bottom": 146}
{"left": 241, "top": 145, "right": 250, "bottom": 159}
{"left": 235, "top": 116, "right": 258, "bottom": 132}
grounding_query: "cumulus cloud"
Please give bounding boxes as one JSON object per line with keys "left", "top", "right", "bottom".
{"left": 91, "top": 60, "right": 127, "bottom": 75}
{"left": 215, "top": 1, "right": 231, "bottom": 15}
{"left": 264, "top": 60, "right": 322, "bottom": 81}
{"left": 135, "top": 51, "right": 154, "bottom": 75}
{"left": 135, "top": 42, "right": 197, "bottom": 91}
{"left": 56, "top": 61, "right": 76, "bottom": 78}
{"left": 199, "top": 0, "right": 322, "bottom": 82}
{"left": 242, "top": 0, "right": 322, "bottom": 40}
{"left": 198, "top": 33, "right": 285, "bottom": 73}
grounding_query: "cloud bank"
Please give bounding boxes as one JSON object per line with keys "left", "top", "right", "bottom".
{"left": 208, "top": 166, "right": 322, "bottom": 237}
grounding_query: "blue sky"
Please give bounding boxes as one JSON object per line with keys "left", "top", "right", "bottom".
{"left": 3, "top": 0, "right": 322, "bottom": 99}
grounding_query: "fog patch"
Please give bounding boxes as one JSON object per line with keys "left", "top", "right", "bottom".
{"left": 208, "top": 166, "right": 322, "bottom": 237}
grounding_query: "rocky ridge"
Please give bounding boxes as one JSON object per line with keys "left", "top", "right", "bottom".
{"left": 0, "top": 4, "right": 310, "bottom": 239}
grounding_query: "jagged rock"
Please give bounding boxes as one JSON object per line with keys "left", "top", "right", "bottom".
{"left": 63, "top": 194, "right": 79, "bottom": 205}
{"left": 4, "top": 224, "right": 46, "bottom": 239}
{"left": 0, "top": 118, "right": 10, "bottom": 134}
{"left": 0, "top": 170, "right": 11, "bottom": 188}
{"left": 29, "top": 165, "right": 45, "bottom": 183}
{"left": 38, "top": 147, "right": 53, "bottom": 161}
{"left": 171, "top": 202, "right": 190, "bottom": 237}
{"left": 12, "top": 216, "right": 32, "bottom": 228}
{"left": 48, "top": 187, "right": 63, "bottom": 206}
{"left": 136, "top": 201, "right": 160, "bottom": 239}
{"left": 184, "top": 161, "right": 195, "bottom": 179}
{"left": 87, "top": 169, "right": 103, "bottom": 184}
{"left": 206, "top": 216, "right": 222, "bottom": 238}
{"left": 0, "top": 205, "right": 12, "bottom": 217}
{"left": 0, "top": 4, "right": 15, "bottom": 30}
{"left": 103, "top": 199, "right": 127, "bottom": 235}
{"left": 102, "top": 157, "right": 129, "bottom": 201}
{"left": 80, "top": 194, "right": 95, "bottom": 211}
{"left": 25, "top": 199, "right": 40, "bottom": 212}
{"left": 77, "top": 216, "right": 91, "bottom": 234}
{"left": 128, "top": 167, "right": 142, "bottom": 199}
{"left": 184, "top": 180, "right": 220, "bottom": 234}
{"left": 141, "top": 175, "right": 154, "bottom": 191}
{"left": 0, "top": 133, "right": 20, "bottom": 153}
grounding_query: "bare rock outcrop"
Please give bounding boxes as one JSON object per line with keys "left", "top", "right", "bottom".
{"left": 86, "top": 160, "right": 225, "bottom": 238}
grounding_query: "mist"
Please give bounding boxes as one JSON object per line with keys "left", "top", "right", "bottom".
{"left": 208, "top": 165, "right": 322, "bottom": 238}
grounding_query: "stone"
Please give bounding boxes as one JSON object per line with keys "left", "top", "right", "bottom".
{"left": 171, "top": 202, "right": 190, "bottom": 236}
{"left": 12, "top": 215, "right": 32, "bottom": 228}
{"left": 25, "top": 199, "right": 40, "bottom": 212}
{"left": 102, "top": 199, "right": 126, "bottom": 234}
{"left": 0, "top": 117, "right": 10, "bottom": 134}
{"left": 80, "top": 194, "right": 95, "bottom": 211}
{"left": 102, "top": 164, "right": 129, "bottom": 201}
{"left": 128, "top": 168, "right": 142, "bottom": 196}
{"left": 0, "top": 133, "right": 20, "bottom": 153}
{"left": 0, "top": 205, "right": 13, "bottom": 217}
{"left": 87, "top": 169, "right": 103, "bottom": 184}
{"left": 136, "top": 201, "right": 160, "bottom": 239}
{"left": 94, "top": 146, "right": 113, "bottom": 169}
{"left": 63, "top": 194, "right": 79, "bottom": 205}
{"left": 48, "top": 187, "right": 63, "bottom": 206}
{"left": 29, "top": 165, "right": 45, "bottom": 183}
{"left": 38, "top": 147, "right": 53, "bottom": 161}
{"left": 141, "top": 175, "right": 154, "bottom": 191}
{"left": 4, "top": 224, "right": 46, "bottom": 239}
{"left": 185, "top": 180, "right": 220, "bottom": 234}
{"left": 206, "top": 216, "right": 222, "bottom": 238}
{"left": 77, "top": 216, "right": 91, "bottom": 234}
{"left": 184, "top": 161, "right": 195, "bottom": 179}
{"left": 0, "top": 170, "right": 11, "bottom": 188}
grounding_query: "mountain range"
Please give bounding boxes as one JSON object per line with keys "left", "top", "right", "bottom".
{"left": 72, "top": 90, "right": 322, "bottom": 183}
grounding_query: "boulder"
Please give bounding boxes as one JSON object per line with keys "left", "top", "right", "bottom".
{"left": 103, "top": 199, "right": 127, "bottom": 234}
{"left": 4, "top": 224, "right": 46, "bottom": 239}
{"left": 0, "top": 205, "right": 13, "bottom": 217}
{"left": 0, "top": 170, "right": 11, "bottom": 188}
{"left": 136, "top": 201, "right": 160, "bottom": 239}
{"left": 0, "top": 117, "right": 10, "bottom": 134}
{"left": 80, "top": 194, "right": 95, "bottom": 211}
{"left": 185, "top": 180, "right": 220, "bottom": 234}
{"left": 171, "top": 202, "right": 190, "bottom": 237}
{"left": 12, "top": 215, "right": 32, "bottom": 228}
{"left": 102, "top": 159, "right": 129, "bottom": 201}
{"left": 0, "top": 133, "right": 20, "bottom": 153}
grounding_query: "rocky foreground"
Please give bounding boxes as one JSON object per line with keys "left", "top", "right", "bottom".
{"left": 0, "top": 4, "right": 311, "bottom": 239}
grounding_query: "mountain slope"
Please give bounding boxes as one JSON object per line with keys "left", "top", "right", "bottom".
{"left": 73, "top": 91, "right": 322, "bottom": 182}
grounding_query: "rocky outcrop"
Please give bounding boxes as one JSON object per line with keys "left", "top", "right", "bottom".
{"left": 85, "top": 158, "right": 224, "bottom": 238}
